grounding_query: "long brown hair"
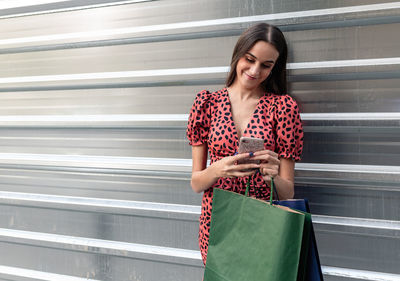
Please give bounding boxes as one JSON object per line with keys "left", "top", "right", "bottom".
{"left": 226, "top": 23, "right": 288, "bottom": 95}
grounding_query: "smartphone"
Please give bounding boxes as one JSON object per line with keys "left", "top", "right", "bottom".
{"left": 237, "top": 137, "right": 264, "bottom": 165}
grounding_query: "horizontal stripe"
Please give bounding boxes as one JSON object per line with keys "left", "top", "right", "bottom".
{"left": 290, "top": 70, "right": 400, "bottom": 82}
{"left": 0, "top": 3, "right": 399, "bottom": 45}
{"left": 0, "top": 191, "right": 201, "bottom": 215}
{"left": 301, "top": 112, "right": 400, "bottom": 121}
{"left": 288, "top": 57, "right": 400, "bottom": 69}
{"left": 0, "top": 232, "right": 398, "bottom": 281}
{"left": 0, "top": 79, "right": 225, "bottom": 92}
{"left": 1, "top": 190, "right": 399, "bottom": 231}
{"left": 296, "top": 163, "right": 400, "bottom": 175}
{"left": 0, "top": 228, "right": 202, "bottom": 260}
{"left": 312, "top": 215, "right": 400, "bottom": 231}
{"left": 0, "top": 229, "right": 400, "bottom": 281}
{"left": 0, "top": 114, "right": 189, "bottom": 122}
{"left": 0, "top": 0, "right": 155, "bottom": 20}
{"left": 0, "top": 113, "right": 398, "bottom": 126}
{"left": 0, "top": 67, "right": 228, "bottom": 84}
{"left": 0, "top": 0, "right": 68, "bottom": 10}
{"left": 1, "top": 57, "right": 400, "bottom": 83}
{"left": 0, "top": 30, "right": 242, "bottom": 55}
{"left": 0, "top": 70, "right": 398, "bottom": 91}
{"left": 3, "top": 261, "right": 397, "bottom": 281}
{"left": 0, "top": 153, "right": 191, "bottom": 170}
{"left": 0, "top": 154, "right": 399, "bottom": 176}
{"left": 322, "top": 266, "right": 400, "bottom": 281}
{"left": 0, "top": 153, "right": 193, "bottom": 174}
{"left": 0, "top": 264, "right": 101, "bottom": 281}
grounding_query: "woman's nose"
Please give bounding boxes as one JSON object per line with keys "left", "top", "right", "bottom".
{"left": 249, "top": 64, "right": 260, "bottom": 76}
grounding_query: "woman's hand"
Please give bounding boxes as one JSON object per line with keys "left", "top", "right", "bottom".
{"left": 191, "top": 145, "right": 261, "bottom": 193}
{"left": 252, "top": 150, "right": 280, "bottom": 181}
{"left": 211, "top": 153, "right": 260, "bottom": 179}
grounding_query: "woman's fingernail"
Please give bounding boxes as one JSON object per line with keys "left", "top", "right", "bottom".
{"left": 234, "top": 152, "right": 238, "bottom": 156}
{"left": 249, "top": 152, "right": 254, "bottom": 157}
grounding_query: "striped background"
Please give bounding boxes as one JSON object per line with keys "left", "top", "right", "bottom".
{"left": 0, "top": 0, "right": 399, "bottom": 280}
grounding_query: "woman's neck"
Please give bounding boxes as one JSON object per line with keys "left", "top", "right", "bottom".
{"left": 227, "top": 82, "right": 264, "bottom": 101}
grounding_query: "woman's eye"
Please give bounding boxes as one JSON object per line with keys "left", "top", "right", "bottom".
{"left": 262, "top": 64, "right": 271, "bottom": 69}
{"left": 246, "top": 58, "right": 254, "bottom": 63}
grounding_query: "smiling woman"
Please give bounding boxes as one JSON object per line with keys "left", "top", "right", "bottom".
{"left": 226, "top": 23, "right": 288, "bottom": 95}
{"left": 233, "top": 41, "right": 278, "bottom": 92}
{"left": 186, "top": 23, "right": 304, "bottom": 265}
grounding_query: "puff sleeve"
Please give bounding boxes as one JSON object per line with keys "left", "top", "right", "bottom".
{"left": 186, "top": 90, "right": 212, "bottom": 146}
{"left": 274, "top": 95, "right": 304, "bottom": 161}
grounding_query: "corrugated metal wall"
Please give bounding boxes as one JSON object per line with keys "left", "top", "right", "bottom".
{"left": 0, "top": 0, "right": 398, "bottom": 280}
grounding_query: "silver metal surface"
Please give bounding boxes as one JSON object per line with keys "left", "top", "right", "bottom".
{"left": 0, "top": 265, "right": 102, "bottom": 281}
{"left": 0, "top": 1, "right": 156, "bottom": 20}
{"left": 0, "top": 228, "right": 202, "bottom": 262}
{"left": 1, "top": 189, "right": 400, "bottom": 232}
{"left": 0, "top": 56, "right": 399, "bottom": 85}
{"left": 0, "top": 112, "right": 399, "bottom": 128}
{"left": 312, "top": 215, "right": 400, "bottom": 231}
{"left": 321, "top": 267, "right": 400, "bottom": 281}
{"left": 1, "top": 2, "right": 400, "bottom": 47}
{"left": 0, "top": 190, "right": 201, "bottom": 217}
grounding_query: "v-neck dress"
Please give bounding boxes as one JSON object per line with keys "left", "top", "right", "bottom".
{"left": 186, "top": 88, "right": 304, "bottom": 265}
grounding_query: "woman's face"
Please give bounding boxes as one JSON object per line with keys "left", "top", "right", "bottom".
{"left": 235, "top": 41, "right": 279, "bottom": 91}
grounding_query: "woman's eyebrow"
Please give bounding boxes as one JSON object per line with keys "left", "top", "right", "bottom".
{"left": 246, "top": 52, "right": 275, "bottom": 63}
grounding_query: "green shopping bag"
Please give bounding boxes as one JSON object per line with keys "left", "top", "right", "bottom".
{"left": 204, "top": 179, "right": 311, "bottom": 281}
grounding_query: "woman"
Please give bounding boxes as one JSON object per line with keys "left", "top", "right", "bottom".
{"left": 186, "top": 23, "right": 304, "bottom": 265}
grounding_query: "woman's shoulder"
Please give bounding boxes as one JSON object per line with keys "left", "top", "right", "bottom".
{"left": 264, "top": 92, "right": 299, "bottom": 108}
{"left": 193, "top": 88, "right": 226, "bottom": 104}
{"left": 265, "top": 92, "right": 295, "bottom": 101}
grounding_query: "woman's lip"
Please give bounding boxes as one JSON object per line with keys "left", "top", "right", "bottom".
{"left": 244, "top": 73, "right": 257, "bottom": 80}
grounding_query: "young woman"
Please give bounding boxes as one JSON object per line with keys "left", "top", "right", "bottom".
{"left": 186, "top": 23, "right": 304, "bottom": 265}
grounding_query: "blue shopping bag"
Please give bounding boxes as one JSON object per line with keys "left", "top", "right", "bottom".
{"left": 273, "top": 198, "right": 324, "bottom": 281}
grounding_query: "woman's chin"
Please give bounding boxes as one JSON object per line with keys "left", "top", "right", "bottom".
{"left": 240, "top": 81, "right": 260, "bottom": 90}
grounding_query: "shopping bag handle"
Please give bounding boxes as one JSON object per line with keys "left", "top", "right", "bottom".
{"left": 245, "top": 177, "right": 275, "bottom": 205}
{"left": 269, "top": 178, "right": 275, "bottom": 205}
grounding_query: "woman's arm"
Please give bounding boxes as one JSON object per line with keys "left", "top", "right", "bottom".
{"left": 190, "top": 144, "right": 218, "bottom": 193}
{"left": 272, "top": 158, "right": 295, "bottom": 200}
{"left": 190, "top": 144, "right": 261, "bottom": 193}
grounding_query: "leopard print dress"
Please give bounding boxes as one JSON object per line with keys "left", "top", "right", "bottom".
{"left": 186, "top": 87, "right": 304, "bottom": 265}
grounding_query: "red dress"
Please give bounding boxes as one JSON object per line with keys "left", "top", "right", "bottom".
{"left": 186, "top": 88, "right": 304, "bottom": 265}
